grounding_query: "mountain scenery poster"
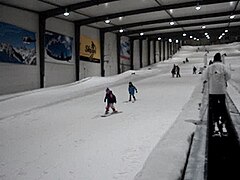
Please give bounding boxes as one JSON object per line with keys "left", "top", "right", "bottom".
{"left": 120, "top": 36, "right": 130, "bottom": 61}
{"left": 45, "top": 31, "right": 73, "bottom": 63}
{"left": 0, "top": 22, "right": 36, "bottom": 65}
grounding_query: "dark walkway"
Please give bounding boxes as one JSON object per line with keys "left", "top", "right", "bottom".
{"left": 207, "top": 95, "right": 240, "bottom": 180}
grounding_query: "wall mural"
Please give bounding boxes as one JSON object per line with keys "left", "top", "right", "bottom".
{"left": 80, "top": 35, "right": 100, "bottom": 63}
{"left": 120, "top": 36, "right": 131, "bottom": 72}
{"left": 120, "top": 36, "right": 130, "bottom": 61}
{"left": 45, "top": 31, "right": 73, "bottom": 63}
{"left": 0, "top": 22, "right": 36, "bottom": 65}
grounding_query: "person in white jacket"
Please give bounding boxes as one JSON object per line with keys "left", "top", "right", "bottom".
{"left": 202, "top": 52, "right": 231, "bottom": 137}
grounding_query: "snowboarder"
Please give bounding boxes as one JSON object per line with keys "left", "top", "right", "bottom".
{"left": 128, "top": 82, "right": 138, "bottom": 102}
{"left": 104, "top": 88, "right": 117, "bottom": 114}
{"left": 202, "top": 52, "right": 231, "bottom": 137}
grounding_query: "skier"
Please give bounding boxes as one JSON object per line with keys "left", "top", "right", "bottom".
{"left": 176, "top": 65, "right": 181, "bottom": 78}
{"left": 128, "top": 82, "right": 138, "bottom": 102}
{"left": 222, "top": 53, "right": 227, "bottom": 64}
{"left": 202, "top": 52, "right": 231, "bottom": 137}
{"left": 171, "top": 64, "right": 176, "bottom": 78}
{"left": 104, "top": 88, "right": 117, "bottom": 114}
{"left": 203, "top": 53, "right": 208, "bottom": 68}
{"left": 193, "top": 66, "right": 197, "bottom": 74}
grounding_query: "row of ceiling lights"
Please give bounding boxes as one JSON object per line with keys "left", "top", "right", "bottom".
{"left": 140, "top": 28, "right": 230, "bottom": 43}
{"left": 62, "top": 2, "right": 235, "bottom": 41}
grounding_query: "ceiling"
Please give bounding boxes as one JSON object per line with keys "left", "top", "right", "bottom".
{"left": 1, "top": 0, "right": 240, "bottom": 42}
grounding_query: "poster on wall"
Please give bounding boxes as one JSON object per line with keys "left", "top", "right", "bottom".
{"left": 120, "top": 36, "right": 131, "bottom": 73}
{"left": 120, "top": 36, "right": 130, "bottom": 61}
{"left": 0, "top": 21, "right": 36, "bottom": 65}
{"left": 45, "top": 31, "right": 73, "bottom": 64}
{"left": 80, "top": 35, "right": 100, "bottom": 63}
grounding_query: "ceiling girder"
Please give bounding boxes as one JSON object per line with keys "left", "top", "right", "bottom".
{"left": 120, "top": 18, "right": 240, "bottom": 36}
{"left": 40, "top": 0, "right": 119, "bottom": 19}
{"left": 103, "top": 10, "right": 240, "bottom": 33}
{"left": 75, "top": 0, "right": 235, "bottom": 26}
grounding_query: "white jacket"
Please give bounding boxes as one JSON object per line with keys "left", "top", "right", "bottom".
{"left": 202, "top": 62, "right": 231, "bottom": 94}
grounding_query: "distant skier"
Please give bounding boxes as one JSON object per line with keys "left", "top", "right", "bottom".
{"left": 128, "top": 82, "right": 138, "bottom": 102}
{"left": 176, "top": 65, "right": 181, "bottom": 78}
{"left": 204, "top": 53, "right": 208, "bottom": 68}
{"left": 171, "top": 64, "right": 176, "bottom": 78}
{"left": 222, "top": 53, "right": 227, "bottom": 64}
{"left": 104, "top": 88, "right": 117, "bottom": 114}
{"left": 193, "top": 66, "right": 197, "bottom": 74}
{"left": 209, "top": 59, "right": 213, "bottom": 65}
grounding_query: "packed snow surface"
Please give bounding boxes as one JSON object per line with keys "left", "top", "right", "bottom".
{"left": 0, "top": 42, "right": 240, "bottom": 180}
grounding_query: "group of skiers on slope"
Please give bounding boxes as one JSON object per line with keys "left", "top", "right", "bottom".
{"left": 170, "top": 52, "right": 231, "bottom": 137}
{"left": 171, "top": 64, "right": 181, "bottom": 78}
{"left": 104, "top": 82, "right": 137, "bottom": 115}
{"left": 104, "top": 52, "right": 231, "bottom": 138}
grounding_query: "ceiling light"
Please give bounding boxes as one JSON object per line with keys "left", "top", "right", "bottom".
{"left": 197, "top": 39, "right": 200, "bottom": 41}
{"left": 169, "top": 21, "right": 175, "bottom": 26}
{"left": 169, "top": 38, "right": 172, "bottom": 43}
{"left": 119, "top": 17, "right": 123, "bottom": 21}
{"left": 183, "top": 33, "right": 186, "bottom": 37}
{"left": 204, "top": 32, "right": 208, "bottom": 36}
{"left": 190, "top": 36, "right": 193, "bottom": 39}
{"left": 158, "top": 37, "right": 161, "bottom": 40}
{"left": 202, "top": 25, "right": 206, "bottom": 29}
{"left": 119, "top": 29, "right": 124, "bottom": 33}
{"left": 195, "top": 4, "right": 201, "bottom": 10}
{"left": 63, "top": 9, "right": 70, "bottom": 16}
{"left": 230, "top": 1, "right": 234, "bottom": 6}
{"left": 222, "top": 33, "right": 225, "bottom": 36}
{"left": 194, "top": 37, "right": 197, "bottom": 40}
{"left": 140, "top": 32, "right": 144, "bottom": 36}
{"left": 105, "top": 19, "right": 111, "bottom": 24}
{"left": 230, "top": 15, "right": 235, "bottom": 19}
{"left": 169, "top": 9, "right": 173, "bottom": 14}
{"left": 176, "top": 40, "right": 179, "bottom": 43}
{"left": 225, "top": 29, "right": 229, "bottom": 33}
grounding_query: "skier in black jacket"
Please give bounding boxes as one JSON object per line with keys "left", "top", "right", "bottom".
{"left": 104, "top": 88, "right": 117, "bottom": 114}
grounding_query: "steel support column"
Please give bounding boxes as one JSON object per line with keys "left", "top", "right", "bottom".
{"left": 100, "top": 30, "right": 105, "bottom": 76}
{"left": 74, "top": 23, "right": 80, "bottom": 81}
{"left": 39, "top": 16, "right": 46, "bottom": 88}
{"left": 139, "top": 39, "right": 143, "bottom": 68}
{"left": 117, "top": 34, "right": 121, "bottom": 74}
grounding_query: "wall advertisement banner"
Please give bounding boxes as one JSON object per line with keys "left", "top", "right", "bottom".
{"left": 45, "top": 31, "right": 73, "bottom": 64}
{"left": 0, "top": 22, "right": 36, "bottom": 65}
{"left": 80, "top": 35, "right": 100, "bottom": 63}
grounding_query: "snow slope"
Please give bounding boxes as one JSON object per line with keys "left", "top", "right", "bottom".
{"left": 0, "top": 42, "right": 240, "bottom": 180}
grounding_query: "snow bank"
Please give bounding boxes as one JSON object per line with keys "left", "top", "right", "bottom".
{"left": 135, "top": 83, "right": 203, "bottom": 180}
